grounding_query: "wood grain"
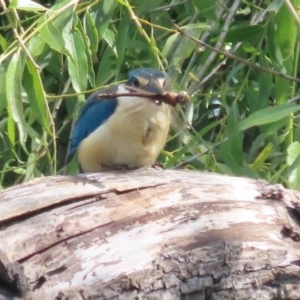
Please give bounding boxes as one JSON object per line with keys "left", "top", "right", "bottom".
{"left": 0, "top": 169, "right": 299, "bottom": 299}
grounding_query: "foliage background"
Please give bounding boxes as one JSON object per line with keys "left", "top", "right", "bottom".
{"left": 1, "top": 0, "right": 300, "bottom": 189}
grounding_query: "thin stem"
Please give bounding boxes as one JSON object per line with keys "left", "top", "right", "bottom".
{"left": 188, "top": 0, "right": 242, "bottom": 95}
{"left": 283, "top": 0, "right": 300, "bottom": 27}
{"left": 122, "top": 0, "right": 164, "bottom": 69}
{"left": 97, "top": 89, "right": 190, "bottom": 107}
{"left": 174, "top": 24, "right": 300, "bottom": 85}
{"left": 0, "top": 0, "right": 79, "bottom": 64}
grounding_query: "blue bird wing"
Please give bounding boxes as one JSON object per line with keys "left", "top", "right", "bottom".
{"left": 67, "top": 90, "right": 118, "bottom": 160}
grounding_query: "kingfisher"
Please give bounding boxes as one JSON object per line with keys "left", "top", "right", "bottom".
{"left": 67, "top": 68, "right": 172, "bottom": 172}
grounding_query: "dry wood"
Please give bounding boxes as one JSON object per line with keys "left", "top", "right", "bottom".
{"left": 0, "top": 169, "right": 299, "bottom": 299}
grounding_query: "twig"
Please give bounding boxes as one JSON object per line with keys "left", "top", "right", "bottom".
{"left": 187, "top": 0, "right": 242, "bottom": 94}
{"left": 122, "top": 0, "right": 164, "bottom": 69}
{"left": 174, "top": 23, "right": 300, "bottom": 84}
{"left": 283, "top": 0, "right": 300, "bottom": 27}
{"left": 0, "top": 0, "right": 39, "bottom": 68}
{"left": 97, "top": 89, "right": 190, "bottom": 107}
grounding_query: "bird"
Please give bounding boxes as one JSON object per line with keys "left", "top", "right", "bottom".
{"left": 67, "top": 68, "right": 171, "bottom": 172}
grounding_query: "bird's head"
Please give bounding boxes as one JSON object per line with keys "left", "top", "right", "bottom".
{"left": 125, "top": 68, "right": 167, "bottom": 94}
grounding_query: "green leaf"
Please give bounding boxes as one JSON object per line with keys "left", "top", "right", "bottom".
{"left": 274, "top": 77, "right": 290, "bottom": 105}
{"left": 225, "top": 24, "right": 265, "bottom": 43}
{"left": 78, "top": 17, "right": 95, "bottom": 87}
{"left": 193, "top": 0, "right": 217, "bottom": 20}
{"left": 287, "top": 141, "right": 300, "bottom": 189}
{"left": 163, "top": 23, "right": 209, "bottom": 67}
{"left": 115, "top": 15, "right": 130, "bottom": 70}
{"left": 181, "top": 23, "right": 211, "bottom": 31}
{"left": 48, "top": 0, "right": 76, "bottom": 10}
{"left": 83, "top": 11, "right": 99, "bottom": 55}
{"left": 242, "top": 42, "right": 259, "bottom": 54}
{"left": 23, "top": 58, "right": 49, "bottom": 131}
{"left": 251, "top": 143, "right": 273, "bottom": 171}
{"left": 7, "top": 111, "right": 15, "bottom": 146}
{"left": 226, "top": 102, "right": 244, "bottom": 164}
{"left": 274, "top": 4, "right": 297, "bottom": 104}
{"left": 267, "top": 0, "right": 283, "bottom": 12}
{"left": 134, "top": 0, "right": 164, "bottom": 14}
{"left": 28, "top": 34, "right": 47, "bottom": 57}
{"left": 163, "top": 33, "right": 194, "bottom": 67}
{"left": 116, "top": 0, "right": 127, "bottom": 5}
{"left": 64, "top": 27, "right": 88, "bottom": 92}
{"left": 0, "top": 34, "right": 8, "bottom": 51}
{"left": 95, "top": 46, "right": 117, "bottom": 85}
{"left": 39, "top": 18, "right": 66, "bottom": 53}
{"left": 0, "top": 64, "right": 6, "bottom": 115}
{"left": 25, "top": 152, "right": 35, "bottom": 182}
{"left": 218, "top": 103, "right": 256, "bottom": 177}
{"left": 102, "top": 28, "right": 117, "bottom": 55}
{"left": 258, "top": 61, "right": 273, "bottom": 106}
{"left": 9, "top": 0, "right": 47, "bottom": 11}
{"left": 38, "top": 11, "right": 72, "bottom": 54}
{"left": 287, "top": 141, "right": 300, "bottom": 166}
{"left": 238, "top": 104, "right": 300, "bottom": 131}
{"left": 249, "top": 118, "right": 287, "bottom": 157}
{"left": 276, "top": 3, "right": 297, "bottom": 70}
{"left": 6, "top": 51, "right": 28, "bottom": 147}
{"left": 102, "top": 0, "right": 118, "bottom": 14}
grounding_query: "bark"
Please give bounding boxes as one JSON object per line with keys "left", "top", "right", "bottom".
{"left": 0, "top": 169, "right": 299, "bottom": 300}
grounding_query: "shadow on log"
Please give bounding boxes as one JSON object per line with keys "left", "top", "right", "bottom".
{"left": 0, "top": 169, "right": 300, "bottom": 299}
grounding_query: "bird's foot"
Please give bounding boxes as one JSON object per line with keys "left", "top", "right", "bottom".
{"left": 151, "top": 162, "right": 165, "bottom": 170}
{"left": 101, "top": 164, "right": 130, "bottom": 171}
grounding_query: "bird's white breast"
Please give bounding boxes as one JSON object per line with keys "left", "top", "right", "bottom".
{"left": 77, "top": 85, "right": 171, "bottom": 172}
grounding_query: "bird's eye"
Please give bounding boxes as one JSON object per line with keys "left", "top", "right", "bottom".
{"left": 132, "top": 77, "right": 140, "bottom": 88}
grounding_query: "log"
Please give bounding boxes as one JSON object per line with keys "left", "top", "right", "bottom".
{"left": 0, "top": 169, "right": 300, "bottom": 299}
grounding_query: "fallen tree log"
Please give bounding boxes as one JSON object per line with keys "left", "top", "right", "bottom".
{"left": 0, "top": 169, "right": 300, "bottom": 299}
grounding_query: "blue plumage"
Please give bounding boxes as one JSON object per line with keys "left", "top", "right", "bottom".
{"left": 128, "top": 68, "right": 166, "bottom": 81}
{"left": 68, "top": 91, "right": 118, "bottom": 159}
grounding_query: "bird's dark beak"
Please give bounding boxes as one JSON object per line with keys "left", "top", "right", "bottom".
{"left": 146, "top": 78, "right": 165, "bottom": 94}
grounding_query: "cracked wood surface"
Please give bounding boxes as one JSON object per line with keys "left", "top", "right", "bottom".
{"left": 0, "top": 169, "right": 300, "bottom": 299}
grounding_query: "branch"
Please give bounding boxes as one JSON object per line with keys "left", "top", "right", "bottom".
{"left": 174, "top": 23, "right": 300, "bottom": 85}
